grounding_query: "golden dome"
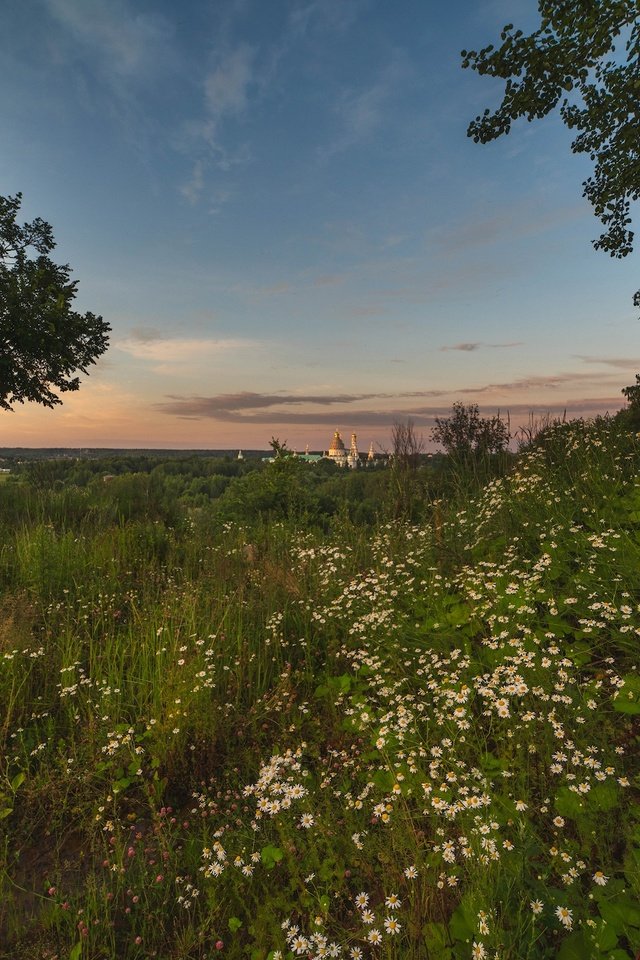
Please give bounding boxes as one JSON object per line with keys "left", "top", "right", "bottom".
{"left": 329, "top": 429, "right": 345, "bottom": 451}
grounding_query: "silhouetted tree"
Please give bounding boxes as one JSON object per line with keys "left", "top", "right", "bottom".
{"left": 0, "top": 193, "right": 109, "bottom": 411}
{"left": 462, "top": 1, "right": 640, "bottom": 307}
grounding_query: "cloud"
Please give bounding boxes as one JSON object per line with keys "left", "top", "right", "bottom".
{"left": 153, "top": 374, "right": 626, "bottom": 428}
{"left": 116, "top": 336, "right": 256, "bottom": 364}
{"left": 42, "top": 0, "right": 177, "bottom": 163}
{"left": 157, "top": 390, "right": 395, "bottom": 417}
{"left": 127, "top": 325, "right": 166, "bottom": 343}
{"left": 153, "top": 391, "right": 624, "bottom": 429}
{"left": 44, "top": 0, "right": 174, "bottom": 79}
{"left": 319, "top": 51, "right": 413, "bottom": 161}
{"left": 459, "top": 371, "right": 598, "bottom": 394}
{"left": 180, "top": 159, "right": 205, "bottom": 205}
{"left": 441, "top": 341, "right": 523, "bottom": 352}
{"left": 205, "top": 44, "right": 254, "bottom": 115}
{"left": 431, "top": 202, "right": 586, "bottom": 254}
{"left": 288, "top": 0, "right": 366, "bottom": 37}
{"left": 180, "top": 44, "right": 255, "bottom": 203}
{"left": 575, "top": 355, "right": 640, "bottom": 370}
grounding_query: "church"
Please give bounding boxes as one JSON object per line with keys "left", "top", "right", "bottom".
{"left": 263, "top": 430, "right": 377, "bottom": 466}
{"left": 326, "top": 430, "right": 375, "bottom": 469}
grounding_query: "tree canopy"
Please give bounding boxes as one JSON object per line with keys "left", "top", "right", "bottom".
{"left": 432, "top": 402, "right": 510, "bottom": 459}
{"left": 462, "top": 0, "right": 640, "bottom": 298}
{"left": 0, "top": 193, "right": 110, "bottom": 411}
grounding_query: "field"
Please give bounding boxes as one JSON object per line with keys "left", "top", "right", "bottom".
{"left": 1, "top": 417, "right": 639, "bottom": 960}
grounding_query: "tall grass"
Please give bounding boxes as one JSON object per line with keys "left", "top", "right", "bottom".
{"left": 0, "top": 417, "right": 639, "bottom": 959}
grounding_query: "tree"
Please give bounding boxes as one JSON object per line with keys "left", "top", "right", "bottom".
{"left": 432, "top": 403, "right": 510, "bottom": 460}
{"left": 0, "top": 193, "right": 110, "bottom": 411}
{"left": 622, "top": 373, "right": 640, "bottom": 408}
{"left": 619, "top": 373, "right": 640, "bottom": 428}
{"left": 269, "top": 437, "right": 291, "bottom": 458}
{"left": 388, "top": 419, "right": 424, "bottom": 519}
{"left": 461, "top": 1, "right": 640, "bottom": 301}
{"left": 391, "top": 418, "right": 423, "bottom": 470}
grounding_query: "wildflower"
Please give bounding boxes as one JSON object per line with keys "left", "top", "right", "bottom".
{"left": 555, "top": 906, "right": 573, "bottom": 929}
{"left": 367, "top": 929, "right": 382, "bottom": 945}
{"left": 593, "top": 871, "right": 608, "bottom": 886}
{"left": 404, "top": 865, "right": 418, "bottom": 879}
{"left": 361, "top": 909, "right": 375, "bottom": 925}
{"left": 385, "top": 893, "right": 401, "bottom": 910}
{"left": 290, "top": 935, "right": 309, "bottom": 954}
{"left": 299, "top": 813, "right": 315, "bottom": 829}
{"left": 354, "top": 893, "right": 369, "bottom": 909}
{"left": 384, "top": 916, "right": 401, "bottom": 935}
{"left": 471, "top": 943, "right": 486, "bottom": 959}
{"left": 349, "top": 949, "right": 363, "bottom": 959}
{"left": 515, "top": 800, "right": 528, "bottom": 811}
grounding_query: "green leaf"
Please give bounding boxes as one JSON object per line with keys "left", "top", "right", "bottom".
{"left": 228, "top": 916, "right": 242, "bottom": 933}
{"left": 0, "top": 807, "right": 13, "bottom": 820}
{"left": 112, "top": 777, "right": 131, "bottom": 793}
{"left": 372, "top": 769, "right": 395, "bottom": 790}
{"left": 260, "top": 844, "right": 284, "bottom": 869}
{"left": 599, "top": 895, "right": 640, "bottom": 931}
{"left": 68, "top": 943, "right": 82, "bottom": 960}
{"left": 613, "top": 697, "right": 640, "bottom": 714}
{"left": 590, "top": 918, "right": 618, "bottom": 953}
{"left": 557, "top": 932, "right": 590, "bottom": 959}
{"left": 10, "top": 772, "right": 25, "bottom": 792}
{"left": 590, "top": 781, "right": 618, "bottom": 812}
{"left": 480, "top": 751, "right": 502, "bottom": 773}
{"left": 422, "top": 921, "right": 451, "bottom": 954}
{"left": 554, "top": 787, "right": 586, "bottom": 818}
{"left": 449, "top": 900, "right": 475, "bottom": 942}
{"left": 613, "top": 673, "right": 640, "bottom": 714}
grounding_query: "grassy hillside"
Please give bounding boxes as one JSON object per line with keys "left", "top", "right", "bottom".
{"left": 0, "top": 417, "right": 639, "bottom": 959}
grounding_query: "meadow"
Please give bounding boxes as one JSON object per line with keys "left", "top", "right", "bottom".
{"left": 0, "top": 417, "right": 639, "bottom": 960}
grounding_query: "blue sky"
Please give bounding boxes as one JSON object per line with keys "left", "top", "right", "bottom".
{"left": 2, "top": 0, "right": 638, "bottom": 449}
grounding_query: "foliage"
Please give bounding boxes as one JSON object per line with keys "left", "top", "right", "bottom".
{"left": 268, "top": 437, "right": 291, "bottom": 458}
{"left": 621, "top": 373, "right": 640, "bottom": 410}
{"left": 391, "top": 418, "right": 424, "bottom": 470}
{"left": 616, "top": 374, "right": 640, "bottom": 430}
{"left": 462, "top": 1, "right": 640, "bottom": 300}
{"left": 432, "top": 402, "right": 510, "bottom": 460}
{"left": 0, "top": 193, "right": 110, "bottom": 411}
{"left": 389, "top": 419, "right": 426, "bottom": 519}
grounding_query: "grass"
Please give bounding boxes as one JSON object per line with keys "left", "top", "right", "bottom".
{"left": 0, "top": 416, "right": 639, "bottom": 959}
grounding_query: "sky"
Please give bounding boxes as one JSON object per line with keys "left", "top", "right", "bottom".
{"left": 1, "top": 0, "right": 638, "bottom": 450}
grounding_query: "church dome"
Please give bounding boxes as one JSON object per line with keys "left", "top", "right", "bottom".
{"left": 329, "top": 430, "right": 345, "bottom": 452}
